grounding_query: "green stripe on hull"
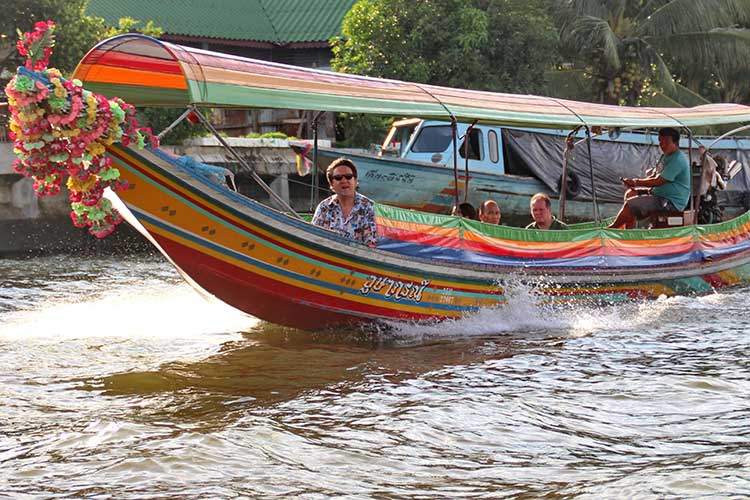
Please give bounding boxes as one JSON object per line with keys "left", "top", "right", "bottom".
{"left": 669, "top": 276, "right": 715, "bottom": 295}
{"left": 115, "top": 153, "right": 501, "bottom": 306}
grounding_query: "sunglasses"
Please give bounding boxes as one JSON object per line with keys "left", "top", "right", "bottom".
{"left": 331, "top": 174, "right": 355, "bottom": 181}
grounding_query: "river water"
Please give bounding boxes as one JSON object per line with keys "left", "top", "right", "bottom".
{"left": 1, "top": 253, "right": 749, "bottom": 497}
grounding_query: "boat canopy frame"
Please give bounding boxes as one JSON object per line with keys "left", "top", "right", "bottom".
{"left": 74, "top": 34, "right": 750, "bottom": 224}
{"left": 74, "top": 34, "right": 750, "bottom": 129}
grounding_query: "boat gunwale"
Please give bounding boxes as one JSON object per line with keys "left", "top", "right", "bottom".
{"left": 109, "top": 144, "right": 750, "bottom": 286}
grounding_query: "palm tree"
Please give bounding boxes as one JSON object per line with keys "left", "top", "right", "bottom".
{"left": 554, "top": 0, "right": 750, "bottom": 105}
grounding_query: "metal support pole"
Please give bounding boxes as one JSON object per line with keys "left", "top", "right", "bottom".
{"left": 559, "top": 150, "right": 569, "bottom": 221}
{"left": 463, "top": 120, "right": 478, "bottom": 203}
{"left": 706, "top": 123, "right": 750, "bottom": 151}
{"left": 585, "top": 127, "right": 601, "bottom": 223}
{"left": 450, "top": 117, "right": 459, "bottom": 210}
{"left": 157, "top": 107, "right": 193, "bottom": 141}
{"left": 559, "top": 127, "right": 578, "bottom": 222}
{"left": 309, "top": 110, "right": 325, "bottom": 212}
{"left": 190, "top": 106, "right": 302, "bottom": 219}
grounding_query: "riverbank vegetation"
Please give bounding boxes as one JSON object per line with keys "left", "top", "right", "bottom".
{"left": 331, "top": 0, "right": 750, "bottom": 108}
{"left": 3, "top": 0, "right": 750, "bottom": 145}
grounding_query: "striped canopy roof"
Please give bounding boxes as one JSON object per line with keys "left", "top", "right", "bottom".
{"left": 74, "top": 34, "right": 750, "bottom": 129}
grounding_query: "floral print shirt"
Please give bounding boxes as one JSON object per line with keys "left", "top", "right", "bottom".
{"left": 312, "top": 192, "right": 378, "bottom": 246}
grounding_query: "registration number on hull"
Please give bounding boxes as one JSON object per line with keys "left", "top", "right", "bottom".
{"left": 359, "top": 276, "right": 431, "bottom": 302}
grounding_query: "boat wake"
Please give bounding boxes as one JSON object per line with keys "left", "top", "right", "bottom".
{"left": 382, "top": 278, "right": 716, "bottom": 343}
{"left": 0, "top": 281, "right": 258, "bottom": 341}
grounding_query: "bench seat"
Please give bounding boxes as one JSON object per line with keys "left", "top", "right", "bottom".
{"left": 649, "top": 210, "right": 695, "bottom": 228}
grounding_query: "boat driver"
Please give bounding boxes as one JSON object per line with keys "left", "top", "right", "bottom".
{"left": 608, "top": 127, "right": 691, "bottom": 229}
{"left": 312, "top": 157, "right": 378, "bottom": 247}
{"left": 526, "top": 193, "right": 568, "bottom": 230}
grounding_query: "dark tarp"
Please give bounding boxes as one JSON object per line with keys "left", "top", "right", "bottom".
{"left": 502, "top": 129, "right": 750, "bottom": 206}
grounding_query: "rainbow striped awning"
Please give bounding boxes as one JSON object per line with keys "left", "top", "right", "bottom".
{"left": 375, "top": 204, "right": 750, "bottom": 270}
{"left": 74, "top": 34, "right": 750, "bottom": 128}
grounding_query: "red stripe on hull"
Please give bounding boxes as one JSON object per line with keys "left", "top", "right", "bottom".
{"left": 112, "top": 148, "right": 432, "bottom": 285}
{"left": 110, "top": 148, "right": 485, "bottom": 295}
{"left": 702, "top": 273, "right": 728, "bottom": 289}
{"left": 153, "top": 235, "right": 441, "bottom": 330}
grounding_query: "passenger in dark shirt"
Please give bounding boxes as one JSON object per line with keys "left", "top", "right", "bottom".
{"left": 525, "top": 193, "right": 568, "bottom": 230}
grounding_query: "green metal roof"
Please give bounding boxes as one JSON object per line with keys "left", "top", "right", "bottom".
{"left": 85, "top": 0, "right": 357, "bottom": 44}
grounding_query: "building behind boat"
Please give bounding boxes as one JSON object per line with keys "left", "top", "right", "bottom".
{"left": 0, "top": 0, "right": 354, "bottom": 254}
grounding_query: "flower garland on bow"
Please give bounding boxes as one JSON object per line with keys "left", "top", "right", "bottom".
{"left": 5, "top": 21, "right": 158, "bottom": 238}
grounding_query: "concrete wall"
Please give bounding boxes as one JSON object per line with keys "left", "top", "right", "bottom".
{"left": 0, "top": 139, "right": 331, "bottom": 255}
{"left": 1, "top": 142, "right": 40, "bottom": 229}
{"left": 0, "top": 142, "right": 14, "bottom": 175}
{"left": 0, "top": 142, "right": 151, "bottom": 255}
{"left": 172, "top": 137, "right": 330, "bottom": 175}
{"left": 171, "top": 137, "right": 332, "bottom": 211}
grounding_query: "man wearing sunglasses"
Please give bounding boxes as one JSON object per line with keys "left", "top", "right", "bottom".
{"left": 312, "top": 157, "right": 378, "bottom": 247}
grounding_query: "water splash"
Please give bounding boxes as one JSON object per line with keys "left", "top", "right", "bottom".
{"left": 382, "top": 277, "right": 704, "bottom": 342}
{"left": 0, "top": 281, "right": 258, "bottom": 341}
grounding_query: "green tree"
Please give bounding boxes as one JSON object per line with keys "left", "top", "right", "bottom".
{"left": 0, "top": 5, "right": 195, "bottom": 143}
{"left": 2, "top": 0, "right": 103, "bottom": 75}
{"left": 2, "top": 2, "right": 163, "bottom": 77}
{"left": 331, "top": 0, "right": 559, "bottom": 94}
{"left": 101, "top": 16, "right": 162, "bottom": 40}
{"left": 555, "top": 0, "right": 750, "bottom": 105}
{"left": 334, "top": 113, "right": 390, "bottom": 148}
{"left": 136, "top": 108, "right": 208, "bottom": 145}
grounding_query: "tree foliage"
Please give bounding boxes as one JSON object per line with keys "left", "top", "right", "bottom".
{"left": 0, "top": 3, "right": 195, "bottom": 143}
{"left": 331, "top": 0, "right": 560, "bottom": 94}
{"left": 555, "top": 0, "right": 750, "bottom": 105}
{"left": 334, "top": 113, "right": 390, "bottom": 148}
{"left": 1, "top": 1, "right": 163, "bottom": 77}
{"left": 2, "top": 0, "right": 111, "bottom": 76}
{"left": 136, "top": 108, "right": 206, "bottom": 145}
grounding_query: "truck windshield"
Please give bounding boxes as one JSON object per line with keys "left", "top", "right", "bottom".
{"left": 411, "top": 126, "right": 452, "bottom": 153}
{"left": 381, "top": 121, "right": 418, "bottom": 156}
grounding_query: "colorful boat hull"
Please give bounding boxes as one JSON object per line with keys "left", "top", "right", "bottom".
{"left": 107, "top": 144, "right": 750, "bottom": 331}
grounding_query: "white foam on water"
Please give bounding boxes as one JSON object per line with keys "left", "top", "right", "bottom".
{"left": 0, "top": 281, "right": 258, "bottom": 341}
{"left": 383, "top": 278, "right": 693, "bottom": 342}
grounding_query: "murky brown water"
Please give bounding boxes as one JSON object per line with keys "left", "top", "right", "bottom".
{"left": 1, "top": 255, "right": 749, "bottom": 497}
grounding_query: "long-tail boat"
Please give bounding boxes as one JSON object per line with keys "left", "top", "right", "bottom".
{"left": 62, "top": 35, "right": 750, "bottom": 330}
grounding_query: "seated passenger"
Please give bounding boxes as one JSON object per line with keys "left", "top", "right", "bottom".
{"left": 312, "top": 157, "right": 377, "bottom": 246}
{"left": 608, "top": 127, "right": 690, "bottom": 229}
{"left": 451, "top": 202, "right": 478, "bottom": 220}
{"left": 479, "top": 200, "right": 501, "bottom": 225}
{"left": 526, "top": 193, "right": 568, "bottom": 230}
